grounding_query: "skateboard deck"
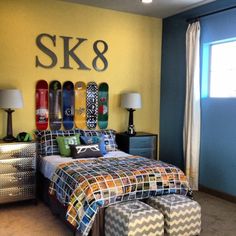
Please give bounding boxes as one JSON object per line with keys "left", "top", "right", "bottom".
{"left": 49, "top": 80, "right": 62, "bottom": 130}
{"left": 98, "top": 83, "right": 109, "bottom": 129}
{"left": 75, "top": 81, "right": 86, "bottom": 129}
{"left": 36, "top": 80, "right": 48, "bottom": 130}
{"left": 62, "top": 81, "right": 74, "bottom": 130}
{"left": 86, "top": 82, "right": 98, "bottom": 129}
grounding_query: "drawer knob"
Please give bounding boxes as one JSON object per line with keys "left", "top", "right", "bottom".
{"left": 10, "top": 177, "right": 23, "bottom": 182}
{"left": 9, "top": 192, "right": 20, "bottom": 197}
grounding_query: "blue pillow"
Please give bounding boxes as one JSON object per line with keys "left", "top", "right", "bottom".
{"left": 80, "top": 135, "right": 107, "bottom": 155}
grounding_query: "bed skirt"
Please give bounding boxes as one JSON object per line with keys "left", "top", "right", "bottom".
{"left": 37, "top": 172, "right": 105, "bottom": 236}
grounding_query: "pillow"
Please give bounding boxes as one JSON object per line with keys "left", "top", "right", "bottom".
{"left": 80, "top": 130, "right": 101, "bottom": 137}
{"left": 70, "top": 144, "right": 102, "bottom": 159}
{"left": 80, "top": 129, "right": 118, "bottom": 152}
{"left": 56, "top": 134, "right": 81, "bottom": 157}
{"left": 101, "top": 129, "right": 118, "bottom": 152}
{"left": 35, "top": 129, "right": 81, "bottom": 156}
{"left": 80, "top": 135, "right": 107, "bottom": 155}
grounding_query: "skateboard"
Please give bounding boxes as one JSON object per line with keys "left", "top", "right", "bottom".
{"left": 74, "top": 81, "right": 86, "bottom": 129}
{"left": 86, "top": 82, "right": 98, "bottom": 129}
{"left": 36, "top": 80, "right": 48, "bottom": 130}
{"left": 49, "top": 80, "right": 62, "bottom": 130}
{"left": 98, "top": 83, "right": 109, "bottom": 129}
{"left": 62, "top": 81, "right": 74, "bottom": 130}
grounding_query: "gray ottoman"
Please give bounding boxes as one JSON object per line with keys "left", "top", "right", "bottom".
{"left": 147, "top": 194, "right": 201, "bottom": 236}
{"left": 105, "top": 200, "right": 164, "bottom": 236}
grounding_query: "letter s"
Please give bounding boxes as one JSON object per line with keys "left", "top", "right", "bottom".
{"left": 35, "top": 33, "right": 57, "bottom": 68}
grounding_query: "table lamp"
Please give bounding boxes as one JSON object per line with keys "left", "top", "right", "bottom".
{"left": 121, "top": 92, "right": 142, "bottom": 135}
{"left": 0, "top": 89, "right": 23, "bottom": 142}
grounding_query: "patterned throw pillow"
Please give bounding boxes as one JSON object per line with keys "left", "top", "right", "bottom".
{"left": 35, "top": 129, "right": 81, "bottom": 156}
{"left": 101, "top": 129, "right": 118, "bottom": 152}
{"left": 80, "top": 135, "right": 107, "bottom": 155}
{"left": 80, "top": 129, "right": 118, "bottom": 152}
{"left": 70, "top": 144, "right": 102, "bottom": 159}
{"left": 56, "top": 134, "right": 81, "bottom": 157}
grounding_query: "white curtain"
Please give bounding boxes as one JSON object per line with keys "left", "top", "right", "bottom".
{"left": 183, "top": 21, "right": 201, "bottom": 190}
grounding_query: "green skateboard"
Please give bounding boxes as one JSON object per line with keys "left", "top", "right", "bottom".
{"left": 98, "top": 82, "right": 109, "bottom": 129}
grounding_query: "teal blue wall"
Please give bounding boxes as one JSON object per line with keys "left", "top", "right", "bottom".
{"left": 160, "top": 0, "right": 236, "bottom": 196}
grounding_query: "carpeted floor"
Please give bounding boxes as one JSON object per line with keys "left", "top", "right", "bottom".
{"left": 0, "top": 191, "right": 235, "bottom": 236}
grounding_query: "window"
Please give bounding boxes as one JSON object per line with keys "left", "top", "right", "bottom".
{"left": 209, "top": 40, "right": 236, "bottom": 97}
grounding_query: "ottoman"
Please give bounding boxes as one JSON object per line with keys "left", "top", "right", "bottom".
{"left": 105, "top": 200, "right": 164, "bottom": 236}
{"left": 147, "top": 194, "right": 201, "bottom": 236}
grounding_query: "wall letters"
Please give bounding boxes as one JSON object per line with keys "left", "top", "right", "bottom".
{"left": 35, "top": 33, "right": 108, "bottom": 72}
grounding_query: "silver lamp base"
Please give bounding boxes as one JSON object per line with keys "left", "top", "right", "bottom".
{"left": 126, "top": 125, "right": 136, "bottom": 136}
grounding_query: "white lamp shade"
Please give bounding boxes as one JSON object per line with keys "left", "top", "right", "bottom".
{"left": 142, "top": 0, "right": 153, "bottom": 3}
{"left": 121, "top": 93, "right": 142, "bottom": 109}
{"left": 0, "top": 89, "right": 23, "bottom": 109}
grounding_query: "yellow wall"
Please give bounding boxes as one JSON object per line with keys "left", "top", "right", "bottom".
{"left": 0, "top": 0, "right": 162, "bottom": 138}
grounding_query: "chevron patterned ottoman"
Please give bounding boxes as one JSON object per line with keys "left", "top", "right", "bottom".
{"left": 147, "top": 194, "right": 201, "bottom": 236}
{"left": 105, "top": 200, "right": 164, "bottom": 236}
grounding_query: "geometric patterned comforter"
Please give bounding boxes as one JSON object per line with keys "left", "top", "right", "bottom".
{"left": 49, "top": 156, "right": 190, "bottom": 236}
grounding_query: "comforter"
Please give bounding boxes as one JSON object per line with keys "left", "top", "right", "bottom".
{"left": 49, "top": 156, "right": 190, "bottom": 236}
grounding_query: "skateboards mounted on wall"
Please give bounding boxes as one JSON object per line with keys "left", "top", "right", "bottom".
{"left": 35, "top": 80, "right": 109, "bottom": 130}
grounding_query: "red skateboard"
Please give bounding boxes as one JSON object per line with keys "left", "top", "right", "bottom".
{"left": 36, "top": 80, "right": 48, "bottom": 130}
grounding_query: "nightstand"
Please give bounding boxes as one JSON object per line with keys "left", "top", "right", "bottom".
{"left": 116, "top": 132, "right": 158, "bottom": 159}
{"left": 0, "top": 142, "right": 36, "bottom": 204}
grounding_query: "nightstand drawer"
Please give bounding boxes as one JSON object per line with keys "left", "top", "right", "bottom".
{"left": 129, "top": 148, "right": 156, "bottom": 159}
{"left": 0, "top": 142, "right": 37, "bottom": 204}
{"left": 0, "top": 143, "right": 36, "bottom": 160}
{"left": 0, "top": 172, "right": 35, "bottom": 189}
{"left": 116, "top": 132, "right": 158, "bottom": 160}
{"left": 130, "top": 136, "right": 156, "bottom": 149}
{"left": 0, "top": 157, "right": 36, "bottom": 174}
{"left": 0, "top": 186, "right": 35, "bottom": 204}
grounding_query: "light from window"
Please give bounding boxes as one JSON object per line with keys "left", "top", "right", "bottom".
{"left": 210, "top": 40, "right": 236, "bottom": 97}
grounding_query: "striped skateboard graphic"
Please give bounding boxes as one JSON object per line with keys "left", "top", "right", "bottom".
{"left": 49, "top": 80, "right": 62, "bottom": 130}
{"left": 75, "top": 81, "right": 86, "bottom": 129}
{"left": 98, "top": 82, "right": 109, "bottom": 129}
{"left": 62, "top": 81, "right": 74, "bottom": 130}
{"left": 86, "top": 82, "right": 98, "bottom": 129}
{"left": 36, "top": 80, "right": 48, "bottom": 130}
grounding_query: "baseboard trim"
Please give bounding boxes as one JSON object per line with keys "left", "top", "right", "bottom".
{"left": 199, "top": 185, "right": 236, "bottom": 203}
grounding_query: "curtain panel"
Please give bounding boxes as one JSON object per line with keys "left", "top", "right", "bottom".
{"left": 183, "top": 21, "right": 201, "bottom": 190}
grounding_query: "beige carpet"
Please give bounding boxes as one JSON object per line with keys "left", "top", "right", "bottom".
{"left": 194, "top": 191, "right": 236, "bottom": 236}
{"left": 0, "top": 191, "right": 235, "bottom": 236}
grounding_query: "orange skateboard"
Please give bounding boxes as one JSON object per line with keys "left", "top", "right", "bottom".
{"left": 74, "top": 81, "right": 86, "bottom": 129}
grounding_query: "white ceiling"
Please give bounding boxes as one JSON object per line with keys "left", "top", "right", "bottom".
{"left": 62, "top": 0, "right": 216, "bottom": 18}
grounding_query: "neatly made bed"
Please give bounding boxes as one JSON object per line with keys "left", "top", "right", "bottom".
{"left": 36, "top": 129, "right": 191, "bottom": 236}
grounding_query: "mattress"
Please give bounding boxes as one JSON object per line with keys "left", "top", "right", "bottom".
{"left": 39, "top": 150, "right": 131, "bottom": 180}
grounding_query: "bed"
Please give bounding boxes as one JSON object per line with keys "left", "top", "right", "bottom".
{"left": 36, "top": 129, "right": 191, "bottom": 236}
